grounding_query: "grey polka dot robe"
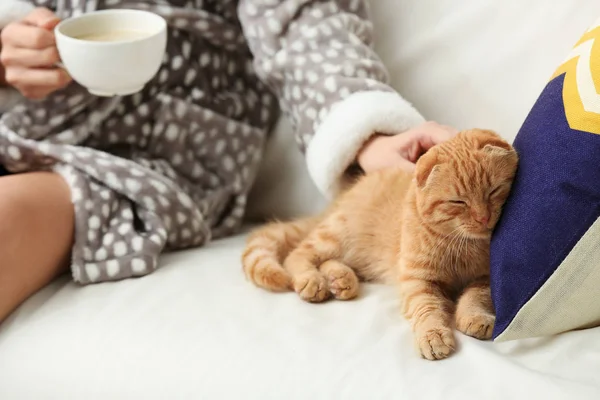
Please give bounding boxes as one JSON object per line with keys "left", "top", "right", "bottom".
{"left": 0, "top": 0, "right": 425, "bottom": 284}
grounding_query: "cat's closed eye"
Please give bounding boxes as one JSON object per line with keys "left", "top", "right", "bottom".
{"left": 448, "top": 199, "right": 467, "bottom": 205}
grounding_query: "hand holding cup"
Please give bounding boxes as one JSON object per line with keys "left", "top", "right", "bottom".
{"left": 0, "top": 7, "right": 72, "bottom": 99}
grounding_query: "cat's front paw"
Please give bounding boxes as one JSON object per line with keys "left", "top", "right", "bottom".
{"left": 416, "top": 328, "right": 456, "bottom": 360}
{"left": 293, "top": 271, "right": 330, "bottom": 303}
{"left": 456, "top": 313, "right": 495, "bottom": 340}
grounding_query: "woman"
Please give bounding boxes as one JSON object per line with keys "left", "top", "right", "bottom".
{"left": 0, "top": 0, "right": 456, "bottom": 322}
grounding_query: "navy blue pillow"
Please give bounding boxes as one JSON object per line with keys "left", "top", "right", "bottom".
{"left": 491, "top": 21, "right": 600, "bottom": 341}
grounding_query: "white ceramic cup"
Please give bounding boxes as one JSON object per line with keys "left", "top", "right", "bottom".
{"left": 54, "top": 9, "right": 167, "bottom": 97}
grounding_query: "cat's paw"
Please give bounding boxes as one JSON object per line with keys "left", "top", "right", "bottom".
{"left": 293, "top": 271, "right": 330, "bottom": 303}
{"left": 416, "top": 328, "right": 456, "bottom": 360}
{"left": 321, "top": 261, "right": 359, "bottom": 300}
{"left": 456, "top": 313, "right": 495, "bottom": 340}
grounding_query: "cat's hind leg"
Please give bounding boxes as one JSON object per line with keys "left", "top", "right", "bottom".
{"left": 320, "top": 260, "right": 360, "bottom": 300}
{"left": 284, "top": 247, "right": 330, "bottom": 303}
{"left": 284, "top": 222, "right": 343, "bottom": 303}
{"left": 242, "top": 218, "right": 318, "bottom": 292}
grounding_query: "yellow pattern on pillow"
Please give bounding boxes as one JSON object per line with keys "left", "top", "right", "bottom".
{"left": 551, "top": 19, "right": 600, "bottom": 135}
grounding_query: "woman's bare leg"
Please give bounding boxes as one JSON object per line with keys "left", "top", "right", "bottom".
{"left": 0, "top": 172, "right": 74, "bottom": 323}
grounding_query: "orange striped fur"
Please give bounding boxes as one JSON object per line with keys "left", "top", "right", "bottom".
{"left": 242, "top": 129, "right": 518, "bottom": 360}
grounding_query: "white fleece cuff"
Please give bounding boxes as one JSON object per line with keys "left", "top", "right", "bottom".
{"left": 0, "top": 0, "right": 35, "bottom": 30}
{"left": 306, "top": 91, "right": 426, "bottom": 197}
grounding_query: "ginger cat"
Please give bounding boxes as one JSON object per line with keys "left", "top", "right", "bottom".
{"left": 242, "top": 129, "right": 518, "bottom": 360}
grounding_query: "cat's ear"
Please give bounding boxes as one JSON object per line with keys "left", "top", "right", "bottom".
{"left": 415, "top": 150, "right": 439, "bottom": 188}
{"left": 473, "top": 129, "right": 513, "bottom": 154}
{"left": 482, "top": 144, "right": 515, "bottom": 157}
{"left": 473, "top": 130, "right": 519, "bottom": 167}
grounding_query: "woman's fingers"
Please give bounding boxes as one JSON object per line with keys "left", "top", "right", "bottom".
{"left": 5, "top": 67, "right": 71, "bottom": 99}
{"left": 1, "top": 22, "right": 56, "bottom": 49}
{"left": 1, "top": 46, "right": 60, "bottom": 68}
{"left": 415, "top": 123, "right": 457, "bottom": 151}
{"left": 0, "top": 7, "right": 69, "bottom": 100}
{"left": 22, "top": 7, "right": 62, "bottom": 30}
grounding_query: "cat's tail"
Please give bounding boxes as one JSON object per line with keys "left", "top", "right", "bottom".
{"left": 242, "top": 217, "right": 318, "bottom": 292}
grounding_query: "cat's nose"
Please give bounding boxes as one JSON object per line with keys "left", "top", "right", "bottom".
{"left": 473, "top": 212, "right": 490, "bottom": 226}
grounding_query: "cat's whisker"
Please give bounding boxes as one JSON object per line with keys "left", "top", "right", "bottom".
{"left": 451, "top": 234, "right": 461, "bottom": 267}
{"left": 429, "top": 227, "right": 461, "bottom": 257}
{"left": 431, "top": 236, "right": 456, "bottom": 264}
{"left": 440, "top": 229, "right": 462, "bottom": 269}
{"left": 458, "top": 232, "right": 468, "bottom": 262}
{"left": 450, "top": 228, "right": 469, "bottom": 268}
{"left": 453, "top": 234, "right": 463, "bottom": 267}
{"left": 441, "top": 234, "right": 458, "bottom": 267}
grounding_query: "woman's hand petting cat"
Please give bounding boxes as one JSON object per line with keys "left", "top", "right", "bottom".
{"left": 0, "top": 7, "right": 71, "bottom": 99}
{"left": 357, "top": 121, "right": 458, "bottom": 173}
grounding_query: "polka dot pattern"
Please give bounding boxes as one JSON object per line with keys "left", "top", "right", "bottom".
{"left": 238, "top": 0, "right": 393, "bottom": 149}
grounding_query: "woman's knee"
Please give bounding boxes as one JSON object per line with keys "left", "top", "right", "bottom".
{"left": 0, "top": 172, "right": 74, "bottom": 269}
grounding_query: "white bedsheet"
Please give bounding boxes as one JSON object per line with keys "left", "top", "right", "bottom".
{"left": 1, "top": 234, "right": 599, "bottom": 399}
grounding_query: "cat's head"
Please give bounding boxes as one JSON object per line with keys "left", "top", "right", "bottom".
{"left": 413, "top": 129, "right": 518, "bottom": 239}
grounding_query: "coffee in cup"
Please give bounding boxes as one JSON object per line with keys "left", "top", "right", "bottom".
{"left": 74, "top": 30, "right": 153, "bottom": 42}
